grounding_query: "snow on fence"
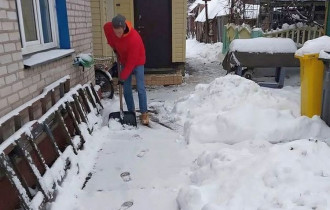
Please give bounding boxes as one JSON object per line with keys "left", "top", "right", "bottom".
{"left": 0, "top": 76, "right": 103, "bottom": 210}
{"left": 222, "top": 23, "right": 325, "bottom": 54}
{"left": 263, "top": 25, "right": 324, "bottom": 47}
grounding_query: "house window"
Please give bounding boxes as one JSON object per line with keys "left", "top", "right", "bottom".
{"left": 17, "top": 0, "right": 58, "bottom": 55}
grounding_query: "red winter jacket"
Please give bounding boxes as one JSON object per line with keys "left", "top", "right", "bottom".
{"left": 103, "top": 21, "right": 146, "bottom": 80}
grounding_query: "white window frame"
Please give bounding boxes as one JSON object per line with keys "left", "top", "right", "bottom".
{"left": 16, "top": 0, "right": 59, "bottom": 55}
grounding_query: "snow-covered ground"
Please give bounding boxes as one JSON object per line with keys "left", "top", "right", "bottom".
{"left": 48, "top": 38, "right": 330, "bottom": 210}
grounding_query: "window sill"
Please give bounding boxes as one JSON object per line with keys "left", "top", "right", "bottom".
{"left": 23, "top": 49, "right": 75, "bottom": 68}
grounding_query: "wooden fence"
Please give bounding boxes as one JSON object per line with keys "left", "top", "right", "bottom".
{"left": 264, "top": 26, "right": 324, "bottom": 47}
{"left": 222, "top": 24, "right": 325, "bottom": 53}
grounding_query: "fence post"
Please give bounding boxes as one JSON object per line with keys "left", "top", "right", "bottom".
{"left": 222, "top": 25, "right": 229, "bottom": 54}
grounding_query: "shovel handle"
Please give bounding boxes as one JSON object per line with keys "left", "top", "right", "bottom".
{"left": 117, "top": 56, "right": 124, "bottom": 112}
{"left": 119, "top": 83, "right": 124, "bottom": 112}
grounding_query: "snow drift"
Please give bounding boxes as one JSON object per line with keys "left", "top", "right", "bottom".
{"left": 172, "top": 75, "right": 330, "bottom": 144}
{"left": 177, "top": 139, "right": 330, "bottom": 210}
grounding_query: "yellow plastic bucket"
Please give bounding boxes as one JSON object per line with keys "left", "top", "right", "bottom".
{"left": 295, "top": 53, "right": 325, "bottom": 117}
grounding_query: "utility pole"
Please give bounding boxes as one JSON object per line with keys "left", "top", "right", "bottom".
{"left": 203, "top": 0, "right": 211, "bottom": 42}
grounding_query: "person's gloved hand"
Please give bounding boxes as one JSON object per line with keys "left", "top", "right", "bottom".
{"left": 118, "top": 80, "right": 124, "bottom": 85}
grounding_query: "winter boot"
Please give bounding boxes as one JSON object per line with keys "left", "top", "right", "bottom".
{"left": 140, "top": 112, "right": 149, "bottom": 125}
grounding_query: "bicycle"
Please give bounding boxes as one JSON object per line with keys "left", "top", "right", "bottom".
{"left": 94, "top": 57, "right": 118, "bottom": 99}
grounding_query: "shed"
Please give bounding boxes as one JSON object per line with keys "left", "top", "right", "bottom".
{"left": 194, "top": 0, "right": 230, "bottom": 43}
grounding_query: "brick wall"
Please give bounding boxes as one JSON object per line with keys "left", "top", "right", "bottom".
{"left": 67, "top": 0, "right": 94, "bottom": 86}
{"left": 0, "top": 0, "right": 94, "bottom": 117}
{"left": 0, "top": 0, "right": 24, "bottom": 117}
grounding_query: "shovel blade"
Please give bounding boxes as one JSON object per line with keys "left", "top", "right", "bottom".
{"left": 109, "top": 111, "right": 137, "bottom": 127}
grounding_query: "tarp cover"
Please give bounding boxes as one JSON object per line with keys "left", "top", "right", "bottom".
{"left": 222, "top": 51, "right": 300, "bottom": 72}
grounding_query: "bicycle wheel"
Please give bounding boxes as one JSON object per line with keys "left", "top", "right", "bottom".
{"left": 95, "top": 70, "right": 114, "bottom": 99}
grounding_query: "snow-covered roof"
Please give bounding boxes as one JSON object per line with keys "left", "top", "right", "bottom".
{"left": 195, "top": 0, "right": 230, "bottom": 22}
{"left": 188, "top": 0, "right": 204, "bottom": 12}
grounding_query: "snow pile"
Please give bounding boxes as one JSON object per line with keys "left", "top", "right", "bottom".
{"left": 282, "top": 23, "right": 290, "bottom": 29}
{"left": 252, "top": 27, "right": 263, "bottom": 32}
{"left": 48, "top": 120, "right": 105, "bottom": 210}
{"left": 268, "top": 22, "right": 304, "bottom": 31}
{"left": 78, "top": 53, "right": 93, "bottom": 62}
{"left": 295, "top": 36, "right": 330, "bottom": 56}
{"left": 177, "top": 139, "right": 330, "bottom": 210}
{"left": 186, "top": 38, "right": 223, "bottom": 63}
{"left": 319, "top": 50, "right": 330, "bottom": 60}
{"left": 172, "top": 75, "right": 330, "bottom": 144}
{"left": 229, "top": 37, "right": 297, "bottom": 54}
{"left": 281, "top": 23, "right": 299, "bottom": 30}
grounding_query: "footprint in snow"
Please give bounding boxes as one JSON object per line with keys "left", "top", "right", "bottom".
{"left": 137, "top": 149, "right": 149, "bottom": 158}
{"left": 120, "top": 172, "right": 132, "bottom": 182}
{"left": 119, "top": 200, "right": 134, "bottom": 210}
{"left": 133, "top": 134, "right": 142, "bottom": 140}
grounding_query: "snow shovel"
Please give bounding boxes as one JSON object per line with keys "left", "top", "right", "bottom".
{"left": 109, "top": 62, "right": 137, "bottom": 127}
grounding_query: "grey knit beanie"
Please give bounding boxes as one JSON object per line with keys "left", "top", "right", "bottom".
{"left": 112, "top": 14, "right": 126, "bottom": 29}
